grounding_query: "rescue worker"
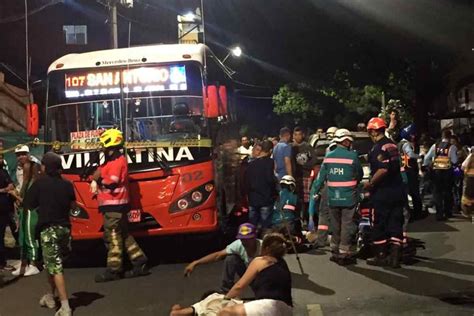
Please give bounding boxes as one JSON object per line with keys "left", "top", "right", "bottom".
{"left": 423, "top": 129, "right": 458, "bottom": 221}
{"left": 399, "top": 124, "right": 424, "bottom": 220}
{"left": 310, "top": 127, "right": 338, "bottom": 248}
{"left": 309, "top": 129, "right": 363, "bottom": 265}
{"left": 365, "top": 118, "right": 405, "bottom": 268}
{"left": 91, "top": 128, "right": 149, "bottom": 282}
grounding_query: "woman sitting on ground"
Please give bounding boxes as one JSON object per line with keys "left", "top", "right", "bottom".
{"left": 170, "top": 233, "right": 293, "bottom": 316}
{"left": 219, "top": 232, "right": 293, "bottom": 315}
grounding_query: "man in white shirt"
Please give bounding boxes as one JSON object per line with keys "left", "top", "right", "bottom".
{"left": 237, "top": 136, "right": 253, "bottom": 160}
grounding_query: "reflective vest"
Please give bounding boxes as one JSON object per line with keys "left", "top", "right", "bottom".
{"left": 311, "top": 146, "right": 363, "bottom": 207}
{"left": 433, "top": 141, "right": 452, "bottom": 170}
{"left": 398, "top": 140, "right": 418, "bottom": 170}
{"left": 97, "top": 155, "right": 130, "bottom": 207}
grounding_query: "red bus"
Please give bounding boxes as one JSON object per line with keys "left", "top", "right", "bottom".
{"left": 45, "top": 44, "right": 229, "bottom": 240}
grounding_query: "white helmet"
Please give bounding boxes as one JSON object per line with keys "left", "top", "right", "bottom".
{"left": 333, "top": 129, "right": 353, "bottom": 143}
{"left": 15, "top": 144, "right": 30, "bottom": 154}
{"left": 326, "top": 127, "right": 338, "bottom": 139}
{"left": 280, "top": 175, "right": 296, "bottom": 187}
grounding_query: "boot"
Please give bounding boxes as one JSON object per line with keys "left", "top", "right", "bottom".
{"left": 388, "top": 244, "right": 402, "bottom": 268}
{"left": 124, "top": 262, "right": 150, "bottom": 279}
{"left": 95, "top": 269, "right": 121, "bottom": 283}
{"left": 366, "top": 244, "right": 388, "bottom": 266}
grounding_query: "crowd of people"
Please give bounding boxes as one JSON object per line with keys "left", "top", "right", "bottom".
{"left": 0, "top": 118, "right": 473, "bottom": 315}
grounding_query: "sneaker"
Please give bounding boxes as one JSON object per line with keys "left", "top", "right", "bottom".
{"left": 24, "top": 264, "right": 40, "bottom": 276}
{"left": 39, "top": 293, "right": 56, "bottom": 309}
{"left": 11, "top": 266, "right": 24, "bottom": 276}
{"left": 55, "top": 307, "right": 72, "bottom": 316}
{"left": 338, "top": 256, "right": 357, "bottom": 266}
{"left": 0, "top": 264, "right": 15, "bottom": 272}
{"left": 427, "top": 207, "right": 436, "bottom": 214}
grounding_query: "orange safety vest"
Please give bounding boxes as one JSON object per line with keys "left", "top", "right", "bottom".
{"left": 97, "top": 155, "right": 129, "bottom": 207}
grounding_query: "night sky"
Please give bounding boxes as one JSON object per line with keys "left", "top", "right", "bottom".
{"left": 0, "top": 0, "right": 473, "bottom": 134}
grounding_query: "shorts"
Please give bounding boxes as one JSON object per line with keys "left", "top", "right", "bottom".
{"left": 40, "top": 225, "right": 71, "bottom": 275}
{"left": 192, "top": 293, "right": 243, "bottom": 316}
{"left": 244, "top": 299, "right": 293, "bottom": 316}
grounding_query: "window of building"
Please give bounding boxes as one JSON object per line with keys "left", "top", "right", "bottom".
{"left": 63, "top": 25, "right": 88, "bottom": 45}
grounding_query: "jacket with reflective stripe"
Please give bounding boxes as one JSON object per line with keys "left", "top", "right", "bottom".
{"left": 310, "top": 145, "right": 363, "bottom": 207}
{"left": 97, "top": 155, "right": 129, "bottom": 207}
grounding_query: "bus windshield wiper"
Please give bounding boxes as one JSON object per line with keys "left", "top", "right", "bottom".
{"left": 148, "top": 149, "right": 172, "bottom": 175}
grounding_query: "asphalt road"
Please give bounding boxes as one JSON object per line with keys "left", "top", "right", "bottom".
{"left": 1, "top": 215, "right": 473, "bottom": 316}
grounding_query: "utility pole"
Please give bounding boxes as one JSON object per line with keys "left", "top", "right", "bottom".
{"left": 109, "top": 0, "right": 118, "bottom": 48}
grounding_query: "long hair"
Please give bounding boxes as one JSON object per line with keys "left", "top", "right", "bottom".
{"left": 261, "top": 233, "right": 287, "bottom": 259}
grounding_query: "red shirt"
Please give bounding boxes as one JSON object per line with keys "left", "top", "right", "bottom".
{"left": 98, "top": 155, "right": 129, "bottom": 207}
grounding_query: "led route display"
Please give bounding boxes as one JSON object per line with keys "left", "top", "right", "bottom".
{"left": 64, "top": 65, "right": 187, "bottom": 98}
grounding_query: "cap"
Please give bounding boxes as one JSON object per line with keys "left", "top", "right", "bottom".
{"left": 41, "top": 152, "right": 62, "bottom": 173}
{"left": 236, "top": 223, "right": 256, "bottom": 240}
{"left": 15, "top": 144, "right": 30, "bottom": 154}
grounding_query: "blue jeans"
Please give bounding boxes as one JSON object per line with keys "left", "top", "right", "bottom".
{"left": 249, "top": 205, "right": 273, "bottom": 229}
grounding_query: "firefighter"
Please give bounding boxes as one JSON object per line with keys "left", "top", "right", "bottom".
{"left": 309, "top": 129, "right": 363, "bottom": 265}
{"left": 399, "top": 124, "right": 424, "bottom": 220}
{"left": 365, "top": 118, "right": 405, "bottom": 268}
{"left": 423, "top": 129, "right": 458, "bottom": 221}
{"left": 91, "top": 128, "right": 149, "bottom": 282}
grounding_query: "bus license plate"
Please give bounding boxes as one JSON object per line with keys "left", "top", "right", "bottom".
{"left": 128, "top": 210, "right": 141, "bottom": 223}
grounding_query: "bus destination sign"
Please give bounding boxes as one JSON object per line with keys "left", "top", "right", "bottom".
{"left": 64, "top": 65, "right": 187, "bottom": 98}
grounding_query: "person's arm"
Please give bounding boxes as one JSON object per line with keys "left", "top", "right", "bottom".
{"left": 310, "top": 162, "right": 327, "bottom": 198}
{"left": 403, "top": 142, "right": 419, "bottom": 159}
{"left": 184, "top": 249, "right": 227, "bottom": 276}
{"left": 284, "top": 145, "right": 292, "bottom": 176}
{"left": 423, "top": 144, "right": 436, "bottom": 166}
{"left": 354, "top": 155, "right": 363, "bottom": 183}
{"left": 225, "top": 257, "right": 263, "bottom": 299}
{"left": 449, "top": 145, "right": 458, "bottom": 165}
{"left": 462, "top": 153, "right": 472, "bottom": 171}
{"left": 364, "top": 147, "right": 390, "bottom": 190}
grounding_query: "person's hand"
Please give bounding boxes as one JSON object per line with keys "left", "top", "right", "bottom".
{"left": 363, "top": 181, "right": 373, "bottom": 191}
{"left": 308, "top": 216, "right": 315, "bottom": 231}
{"left": 184, "top": 262, "right": 196, "bottom": 277}
{"left": 90, "top": 180, "right": 98, "bottom": 194}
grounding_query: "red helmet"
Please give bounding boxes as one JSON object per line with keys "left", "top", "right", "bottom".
{"left": 367, "top": 117, "right": 387, "bottom": 130}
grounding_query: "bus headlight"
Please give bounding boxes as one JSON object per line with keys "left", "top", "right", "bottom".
{"left": 177, "top": 199, "right": 189, "bottom": 210}
{"left": 70, "top": 205, "right": 89, "bottom": 219}
{"left": 169, "top": 181, "right": 213, "bottom": 213}
{"left": 191, "top": 191, "right": 203, "bottom": 202}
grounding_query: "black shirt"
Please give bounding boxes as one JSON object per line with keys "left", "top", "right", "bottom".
{"left": 253, "top": 259, "right": 293, "bottom": 307}
{"left": 0, "top": 169, "right": 14, "bottom": 215}
{"left": 25, "top": 175, "right": 76, "bottom": 231}
{"left": 368, "top": 137, "right": 404, "bottom": 201}
{"left": 292, "top": 141, "right": 317, "bottom": 178}
{"left": 245, "top": 156, "right": 277, "bottom": 207}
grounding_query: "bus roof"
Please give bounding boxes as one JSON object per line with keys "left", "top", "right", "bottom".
{"left": 47, "top": 44, "right": 206, "bottom": 74}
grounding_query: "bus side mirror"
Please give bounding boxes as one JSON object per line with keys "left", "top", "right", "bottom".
{"left": 26, "top": 103, "right": 39, "bottom": 137}
{"left": 218, "top": 86, "right": 228, "bottom": 116}
{"left": 206, "top": 85, "right": 219, "bottom": 118}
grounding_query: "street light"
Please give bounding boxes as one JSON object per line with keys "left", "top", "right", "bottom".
{"left": 222, "top": 46, "right": 242, "bottom": 63}
{"left": 183, "top": 12, "right": 196, "bottom": 22}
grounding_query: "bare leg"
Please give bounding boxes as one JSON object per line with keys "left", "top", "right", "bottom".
{"left": 47, "top": 274, "right": 56, "bottom": 295}
{"left": 169, "top": 305, "right": 195, "bottom": 316}
{"left": 53, "top": 273, "right": 68, "bottom": 302}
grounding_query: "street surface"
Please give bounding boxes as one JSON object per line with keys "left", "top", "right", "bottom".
{"left": 1, "top": 215, "right": 473, "bottom": 316}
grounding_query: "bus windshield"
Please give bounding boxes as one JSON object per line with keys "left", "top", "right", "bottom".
{"left": 46, "top": 62, "right": 205, "bottom": 148}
